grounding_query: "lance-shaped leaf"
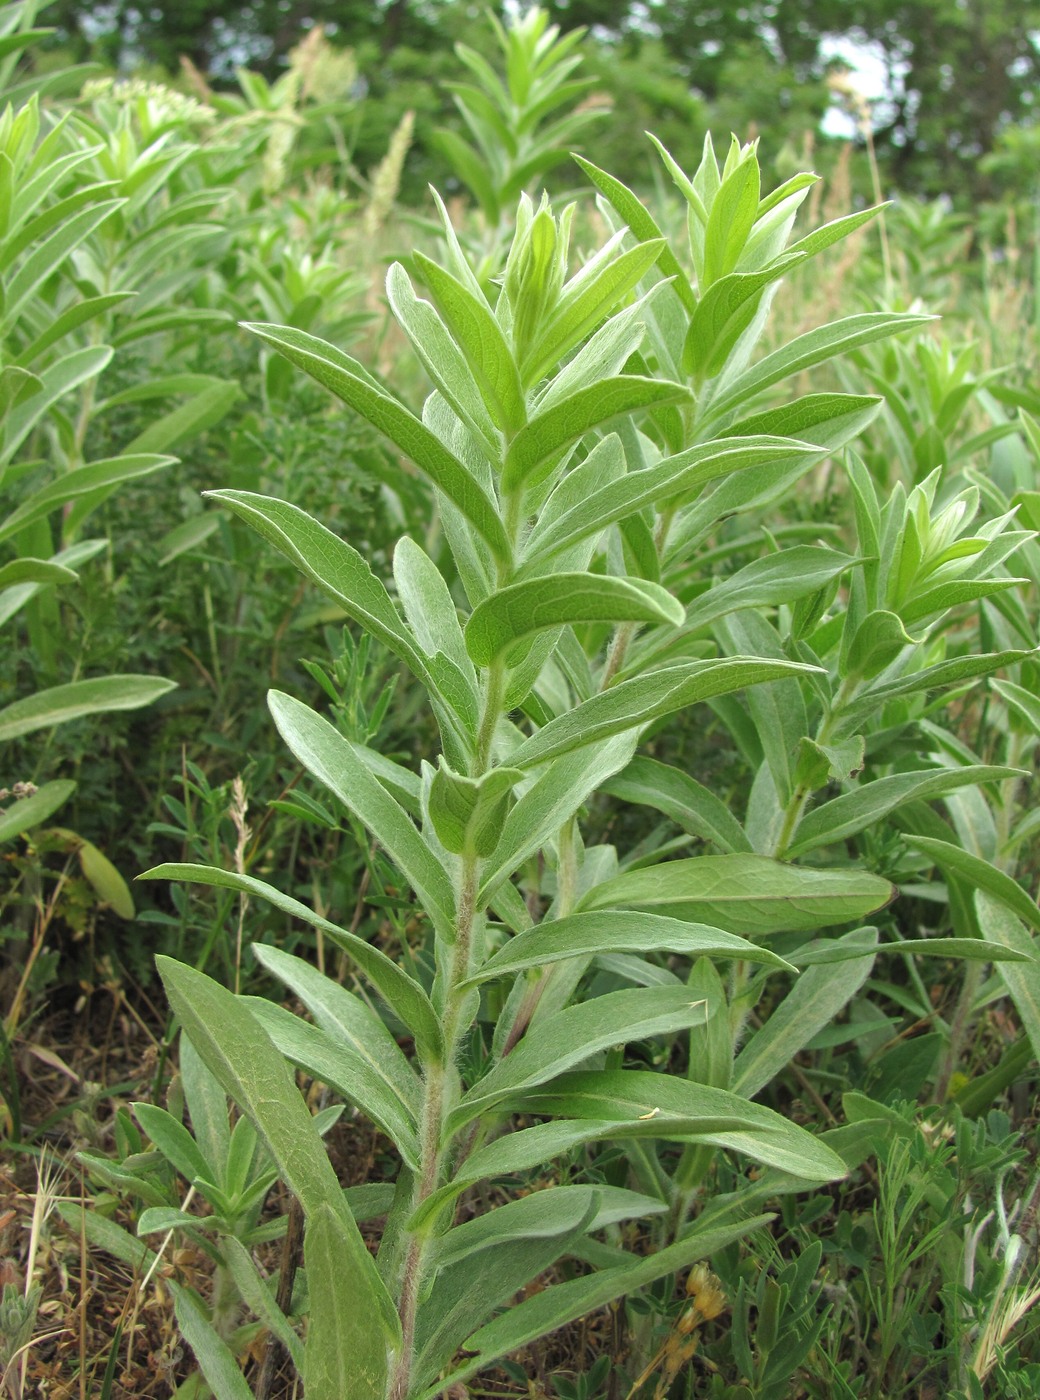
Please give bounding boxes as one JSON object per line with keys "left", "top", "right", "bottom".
{"left": 392, "top": 534, "right": 475, "bottom": 687}
{"left": 600, "top": 757, "right": 752, "bottom": 853}
{"left": 243, "top": 322, "right": 510, "bottom": 564}
{"left": 572, "top": 154, "right": 696, "bottom": 312}
{"left": 0, "top": 675, "right": 176, "bottom": 743}
{"left": 0, "top": 779, "right": 75, "bottom": 843}
{"left": 268, "top": 692, "right": 457, "bottom": 940}
{"left": 465, "top": 573, "right": 683, "bottom": 666}
{"left": 426, "top": 1209, "right": 771, "bottom": 1399}
{"left": 447, "top": 986, "right": 712, "bottom": 1132}
{"left": 789, "top": 765, "right": 1023, "bottom": 857}
{"left": 732, "top": 927, "right": 878, "bottom": 1098}
{"left": 520, "top": 236, "right": 672, "bottom": 386}
{"left": 1, "top": 197, "right": 125, "bottom": 332}
{"left": 702, "top": 311, "right": 935, "bottom": 429}
{"left": 683, "top": 254, "right": 805, "bottom": 382}
{"left": 501, "top": 375, "right": 690, "bottom": 494}
{"left": 405, "top": 1120, "right": 720, "bottom": 1229}
{"left": 157, "top": 957, "right": 400, "bottom": 1362}
{"left": 835, "top": 650, "right": 1035, "bottom": 735}
{"left": 140, "top": 863, "right": 442, "bottom": 1063}
{"left": 479, "top": 733, "right": 638, "bottom": 902}
{"left": 523, "top": 436, "right": 819, "bottom": 566}
{"left": 509, "top": 657, "right": 817, "bottom": 770}
{"left": 466, "top": 911, "right": 793, "bottom": 986}
{"left": 252, "top": 944, "right": 421, "bottom": 1117}
{"left": 720, "top": 392, "right": 882, "bottom": 451}
{"left": 412, "top": 1191, "right": 598, "bottom": 1387}
{"left": 0, "top": 454, "right": 176, "bottom": 542}
{"left": 170, "top": 1284, "right": 256, "bottom": 1400}
{"left": 906, "top": 836, "right": 1040, "bottom": 934}
{"left": 386, "top": 262, "right": 499, "bottom": 456}
{"left": 976, "top": 893, "right": 1040, "bottom": 1064}
{"left": 519, "top": 1069, "right": 847, "bottom": 1178}
{"left": 304, "top": 1201, "right": 390, "bottom": 1400}
{"left": 578, "top": 854, "right": 896, "bottom": 936}
{"left": 2, "top": 345, "right": 112, "bottom": 467}
{"left": 0, "top": 558, "right": 77, "bottom": 589}
{"left": 630, "top": 546, "right": 856, "bottom": 676}
{"left": 244, "top": 999, "right": 420, "bottom": 1169}
{"left": 411, "top": 253, "right": 526, "bottom": 433}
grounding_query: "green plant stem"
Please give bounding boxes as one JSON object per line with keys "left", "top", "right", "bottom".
{"left": 772, "top": 677, "right": 856, "bottom": 860}
{"left": 476, "top": 659, "right": 505, "bottom": 773}
{"left": 390, "top": 648, "right": 507, "bottom": 1397}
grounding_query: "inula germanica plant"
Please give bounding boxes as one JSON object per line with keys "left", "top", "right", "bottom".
{"left": 141, "top": 126, "right": 1035, "bottom": 1397}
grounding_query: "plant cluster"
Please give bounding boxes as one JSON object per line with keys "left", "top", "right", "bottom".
{"left": 0, "top": 6, "right": 1038, "bottom": 1398}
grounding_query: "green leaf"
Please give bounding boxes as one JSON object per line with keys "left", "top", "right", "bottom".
{"left": 156, "top": 958, "right": 401, "bottom": 1349}
{"left": 158, "top": 512, "right": 222, "bottom": 565}
{"left": 386, "top": 261, "right": 499, "bottom": 457}
{"left": 392, "top": 534, "right": 475, "bottom": 686}
{"left": 634, "top": 547, "right": 855, "bottom": 675}
{"left": 1, "top": 345, "right": 112, "bottom": 467}
{"left": 523, "top": 436, "right": 819, "bottom": 566}
{"left": 842, "top": 609, "right": 917, "bottom": 682}
{"left": 428, "top": 761, "right": 521, "bottom": 859}
{"left": 907, "top": 836, "right": 1040, "bottom": 934}
{"left": 704, "top": 312, "right": 935, "bottom": 428}
{"left": 448, "top": 986, "right": 714, "bottom": 1132}
{"left": 15, "top": 291, "right": 133, "bottom": 368}
{"left": 578, "top": 854, "right": 896, "bottom": 936}
{"left": 509, "top": 658, "right": 817, "bottom": 770}
{"left": 427, "top": 1209, "right": 770, "bottom": 1398}
{"left": 0, "top": 557, "right": 77, "bottom": 589}
{"left": 0, "top": 454, "right": 175, "bottom": 543}
{"left": 0, "top": 674, "right": 176, "bottom": 742}
{"left": 412, "top": 253, "right": 525, "bottom": 433}
{"left": 521, "top": 237, "right": 672, "bottom": 385}
{"left": 683, "top": 255, "right": 804, "bottom": 382}
{"left": 60, "top": 831, "right": 135, "bottom": 917}
{"left": 837, "top": 650, "right": 1034, "bottom": 734}
{"left": 123, "top": 379, "right": 240, "bottom": 455}
{"left": 222, "top": 1236, "right": 303, "bottom": 1370}
{"left": 501, "top": 376, "right": 689, "bottom": 494}
{"left": 467, "top": 911, "right": 793, "bottom": 985}
{"left": 601, "top": 757, "right": 751, "bottom": 853}
{"left": 304, "top": 1202, "right": 389, "bottom": 1400}
{"left": 243, "top": 323, "right": 511, "bottom": 564}
{"left": 732, "top": 928, "right": 878, "bottom": 1097}
{"left": 132, "top": 1103, "right": 211, "bottom": 1185}
{"left": 703, "top": 151, "right": 759, "bottom": 286}
{"left": 721, "top": 392, "right": 882, "bottom": 450}
{"left": 244, "top": 999, "right": 420, "bottom": 1168}
{"left": 0, "top": 539, "right": 106, "bottom": 628}
{"left": 465, "top": 573, "right": 683, "bottom": 665}
{"left": 571, "top": 154, "right": 696, "bottom": 313}
{"left": 412, "top": 1192, "right": 599, "bottom": 1387}
{"left": 520, "top": 1069, "right": 846, "bottom": 1178}
{"left": 1, "top": 198, "right": 124, "bottom": 332}
{"left": 139, "top": 864, "right": 442, "bottom": 1064}
{"left": 207, "top": 490, "right": 427, "bottom": 675}
{"left": 169, "top": 1283, "right": 256, "bottom": 1400}
{"left": 180, "top": 1031, "right": 230, "bottom": 1176}
{"left": 976, "top": 893, "right": 1040, "bottom": 1064}
{"left": 0, "top": 779, "right": 75, "bottom": 843}
{"left": 268, "top": 692, "right": 457, "bottom": 940}
{"left": 480, "top": 733, "right": 638, "bottom": 902}
{"left": 993, "top": 678, "right": 1040, "bottom": 740}
{"left": 790, "top": 766, "right": 1021, "bottom": 858}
